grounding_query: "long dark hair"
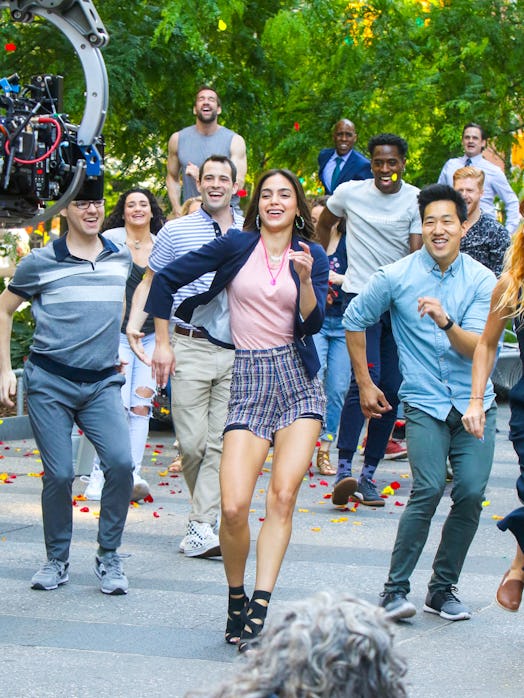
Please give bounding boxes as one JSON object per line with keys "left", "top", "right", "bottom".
{"left": 102, "top": 188, "right": 165, "bottom": 235}
{"left": 243, "top": 169, "right": 316, "bottom": 241}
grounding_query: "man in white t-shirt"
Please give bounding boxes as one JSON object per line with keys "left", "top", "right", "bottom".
{"left": 316, "top": 133, "right": 422, "bottom": 507}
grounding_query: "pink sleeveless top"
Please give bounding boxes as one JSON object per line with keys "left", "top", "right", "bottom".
{"left": 227, "top": 239, "right": 296, "bottom": 349}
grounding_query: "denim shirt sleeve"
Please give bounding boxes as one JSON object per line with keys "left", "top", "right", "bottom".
{"left": 342, "top": 267, "right": 392, "bottom": 331}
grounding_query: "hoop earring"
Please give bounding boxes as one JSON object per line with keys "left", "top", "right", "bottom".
{"left": 256, "top": 214, "right": 261, "bottom": 229}
{"left": 295, "top": 215, "right": 305, "bottom": 230}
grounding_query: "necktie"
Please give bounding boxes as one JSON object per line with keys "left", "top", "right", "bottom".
{"left": 331, "top": 156, "right": 343, "bottom": 191}
{"left": 465, "top": 157, "right": 472, "bottom": 166}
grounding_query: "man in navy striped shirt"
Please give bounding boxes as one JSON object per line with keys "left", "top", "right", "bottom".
{"left": 128, "top": 155, "right": 243, "bottom": 559}
{"left": 0, "top": 186, "right": 134, "bottom": 595}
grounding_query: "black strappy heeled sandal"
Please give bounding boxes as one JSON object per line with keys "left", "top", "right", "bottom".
{"left": 225, "top": 585, "right": 248, "bottom": 645}
{"left": 238, "top": 590, "right": 271, "bottom": 653}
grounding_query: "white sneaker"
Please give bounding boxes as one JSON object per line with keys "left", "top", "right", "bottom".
{"left": 81, "top": 468, "right": 105, "bottom": 501}
{"left": 178, "top": 534, "right": 188, "bottom": 553}
{"left": 183, "top": 521, "right": 221, "bottom": 558}
{"left": 131, "top": 471, "right": 150, "bottom": 502}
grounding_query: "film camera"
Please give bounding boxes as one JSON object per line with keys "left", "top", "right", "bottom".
{"left": 0, "top": 0, "right": 108, "bottom": 226}
{"left": 0, "top": 72, "right": 103, "bottom": 223}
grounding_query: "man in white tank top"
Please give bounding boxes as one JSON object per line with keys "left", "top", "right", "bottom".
{"left": 166, "top": 86, "right": 247, "bottom": 216}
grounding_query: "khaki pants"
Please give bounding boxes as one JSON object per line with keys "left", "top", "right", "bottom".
{"left": 171, "top": 334, "right": 234, "bottom": 525}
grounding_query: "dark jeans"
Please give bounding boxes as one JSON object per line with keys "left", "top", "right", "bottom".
{"left": 338, "top": 295, "right": 402, "bottom": 463}
{"left": 385, "top": 403, "right": 496, "bottom": 595}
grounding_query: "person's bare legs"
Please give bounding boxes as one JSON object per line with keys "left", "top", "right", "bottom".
{"left": 219, "top": 429, "right": 270, "bottom": 643}
{"left": 254, "top": 418, "right": 321, "bottom": 591}
{"left": 235, "top": 418, "right": 321, "bottom": 651}
{"left": 220, "top": 429, "right": 271, "bottom": 586}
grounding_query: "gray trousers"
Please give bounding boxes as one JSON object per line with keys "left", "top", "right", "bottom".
{"left": 24, "top": 360, "right": 133, "bottom": 562}
{"left": 385, "top": 403, "right": 496, "bottom": 595}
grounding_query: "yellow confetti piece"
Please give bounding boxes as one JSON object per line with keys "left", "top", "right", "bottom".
{"left": 158, "top": 469, "right": 168, "bottom": 477}
{"left": 400, "top": 473, "right": 410, "bottom": 479}
{"left": 352, "top": 521, "right": 363, "bottom": 526}
{"left": 330, "top": 516, "right": 349, "bottom": 523}
{"left": 262, "top": 467, "right": 271, "bottom": 473}
{"left": 349, "top": 506, "right": 358, "bottom": 513}
{"left": 492, "top": 514, "right": 503, "bottom": 520}
{"left": 482, "top": 500, "right": 490, "bottom": 507}
{"left": 15, "top": 447, "right": 20, "bottom": 452}
{"left": 258, "top": 489, "right": 265, "bottom": 493}
{"left": 27, "top": 472, "right": 43, "bottom": 477}
{"left": 327, "top": 434, "right": 334, "bottom": 441}
{"left": 33, "top": 449, "right": 39, "bottom": 455}
{"left": 218, "top": 18, "right": 227, "bottom": 31}
{"left": 93, "top": 511, "right": 100, "bottom": 518}
{"left": 35, "top": 458, "right": 42, "bottom": 463}
{"left": 0, "top": 419, "right": 3, "bottom": 424}
{"left": 130, "top": 501, "right": 140, "bottom": 508}
{"left": 151, "top": 457, "right": 157, "bottom": 462}
{"left": 249, "top": 508, "right": 255, "bottom": 513}
{"left": 73, "top": 494, "right": 87, "bottom": 501}
{"left": 0, "top": 473, "right": 9, "bottom": 481}
{"left": 298, "top": 508, "right": 309, "bottom": 513}
{"left": 311, "top": 527, "right": 321, "bottom": 532}
{"left": 381, "top": 485, "right": 395, "bottom": 496}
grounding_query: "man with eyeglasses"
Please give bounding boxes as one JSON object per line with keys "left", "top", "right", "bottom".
{"left": 0, "top": 180, "right": 135, "bottom": 596}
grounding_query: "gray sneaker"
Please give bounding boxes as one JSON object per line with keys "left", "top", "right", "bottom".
{"left": 354, "top": 477, "right": 385, "bottom": 507}
{"left": 94, "top": 552, "right": 128, "bottom": 595}
{"left": 379, "top": 591, "right": 416, "bottom": 621}
{"left": 423, "top": 586, "right": 471, "bottom": 621}
{"left": 31, "top": 559, "right": 69, "bottom": 590}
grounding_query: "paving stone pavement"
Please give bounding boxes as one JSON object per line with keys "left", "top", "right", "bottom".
{"left": 0, "top": 402, "right": 522, "bottom": 697}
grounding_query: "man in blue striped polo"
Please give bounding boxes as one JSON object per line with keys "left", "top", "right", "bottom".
{"left": 0, "top": 181, "right": 134, "bottom": 595}
{"left": 127, "top": 155, "right": 243, "bottom": 559}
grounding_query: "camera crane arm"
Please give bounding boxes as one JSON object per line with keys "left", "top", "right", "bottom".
{"left": 0, "top": 0, "right": 109, "bottom": 224}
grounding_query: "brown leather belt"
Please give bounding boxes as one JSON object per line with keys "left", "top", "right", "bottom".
{"left": 174, "top": 325, "right": 206, "bottom": 339}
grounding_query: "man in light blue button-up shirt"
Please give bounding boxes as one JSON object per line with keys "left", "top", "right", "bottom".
{"left": 343, "top": 184, "right": 497, "bottom": 623}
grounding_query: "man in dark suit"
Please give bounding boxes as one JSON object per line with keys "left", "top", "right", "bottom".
{"left": 318, "top": 119, "right": 373, "bottom": 194}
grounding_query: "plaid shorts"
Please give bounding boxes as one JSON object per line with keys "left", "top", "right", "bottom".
{"left": 224, "top": 343, "right": 326, "bottom": 442}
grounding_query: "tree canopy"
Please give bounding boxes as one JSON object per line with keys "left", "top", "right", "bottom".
{"left": 1, "top": 0, "right": 523, "bottom": 206}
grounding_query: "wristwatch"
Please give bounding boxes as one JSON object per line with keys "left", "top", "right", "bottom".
{"left": 440, "top": 314, "right": 454, "bottom": 331}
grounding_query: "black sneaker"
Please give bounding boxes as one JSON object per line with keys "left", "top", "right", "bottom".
{"left": 423, "top": 586, "right": 471, "bottom": 621}
{"left": 379, "top": 591, "right": 416, "bottom": 621}
{"left": 352, "top": 477, "right": 385, "bottom": 507}
{"left": 332, "top": 476, "right": 359, "bottom": 506}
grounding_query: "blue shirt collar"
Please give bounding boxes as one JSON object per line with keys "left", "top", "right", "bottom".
{"left": 420, "top": 245, "right": 462, "bottom": 277}
{"left": 53, "top": 233, "right": 118, "bottom": 261}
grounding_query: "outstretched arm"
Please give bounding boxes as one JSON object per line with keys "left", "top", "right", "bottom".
{"left": 126, "top": 267, "right": 155, "bottom": 363}
{"left": 166, "top": 131, "right": 182, "bottom": 216}
{"left": 0, "top": 289, "right": 25, "bottom": 407}
{"left": 230, "top": 134, "right": 247, "bottom": 191}
{"left": 462, "top": 278, "right": 510, "bottom": 438}
{"left": 346, "top": 330, "right": 392, "bottom": 419}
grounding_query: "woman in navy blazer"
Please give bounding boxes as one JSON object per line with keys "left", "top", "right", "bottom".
{"left": 146, "top": 169, "right": 329, "bottom": 651}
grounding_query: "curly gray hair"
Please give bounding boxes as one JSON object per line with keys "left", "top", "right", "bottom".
{"left": 187, "top": 591, "right": 407, "bottom": 698}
